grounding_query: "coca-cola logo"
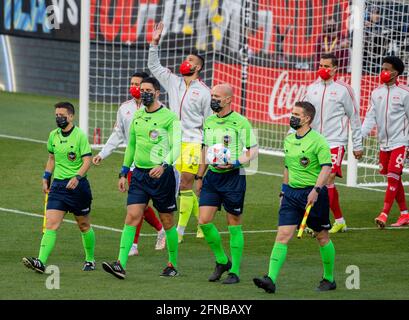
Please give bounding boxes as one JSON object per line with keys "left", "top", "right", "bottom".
{"left": 268, "top": 71, "right": 307, "bottom": 121}
{"left": 268, "top": 72, "right": 352, "bottom": 122}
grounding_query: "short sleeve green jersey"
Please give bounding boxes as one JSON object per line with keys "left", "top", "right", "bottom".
{"left": 284, "top": 129, "right": 332, "bottom": 188}
{"left": 47, "top": 126, "right": 92, "bottom": 179}
{"left": 203, "top": 111, "right": 257, "bottom": 173}
{"left": 123, "top": 106, "right": 181, "bottom": 169}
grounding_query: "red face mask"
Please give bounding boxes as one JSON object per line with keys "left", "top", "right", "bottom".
{"left": 317, "top": 68, "right": 332, "bottom": 81}
{"left": 179, "top": 60, "right": 195, "bottom": 75}
{"left": 380, "top": 70, "right": 393, "bottom": 84}
{"left": 129, "top": 86, "right": 141, "bottom": 99}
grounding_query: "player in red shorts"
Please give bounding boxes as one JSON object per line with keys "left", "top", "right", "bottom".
{"left": 362, "top": 56, "right": 409, "bottom": 228}
{"left": 92, "top": 72, "right": 166, "bottom": 254}
{"left": 303, "top": 53, "right": 363, "bottom": 233}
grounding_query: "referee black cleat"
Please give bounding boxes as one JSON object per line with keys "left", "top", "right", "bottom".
{"left": 102, "top": 261, "right": 126, "bottom": 279}
{"left": 160, "top": 263, "right": 179, "bottom": 277}
{"left": 316, "top": 279, "right": 336, "bottom": 291}
{"left": 22, "top": 257, "right": 45, "bottom": 274}
{"left": 222, "top": 273, "right": 240, "bottom": 284}
{"left": 253, "top": 275, "right": 276, "bottom": 293}
{"left": 208, "top": 260, "right": 232, "bottom": 282}
{"left": 82, "top": 261, "right": 96, "bottom": 271}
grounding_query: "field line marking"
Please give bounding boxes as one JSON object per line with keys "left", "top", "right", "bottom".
{"left": 1, "top": 206, "right": 408, "bottom": 235}
{"left": 0, "top": 133, "right": 402, "bottom": 194}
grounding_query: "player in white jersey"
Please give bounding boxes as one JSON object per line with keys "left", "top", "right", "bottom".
{"left": 92, "top": 72, "right": 166, "bottom": 255}
{"left": 303, "top": 53, "right": 363, "bottom": 233}
{"left": 362, "top": 56, "right": 409, "bottom": 228}
{"left": 149, "top": 22, "right": 213, "bottom": 243}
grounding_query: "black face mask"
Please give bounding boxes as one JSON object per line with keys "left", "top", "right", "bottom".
{"left": 56, "top": 116, "right": 69, "bottom": 129}
{"left": 289, "top": 116, "right": 303, "bottom": 130}
{"left": 210, "top": 99, "right": 223, "bottom": 112}
{"left": 141, "top": 92, "right": 155, "bottom": 106}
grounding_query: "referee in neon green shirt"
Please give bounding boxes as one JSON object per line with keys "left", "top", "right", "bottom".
{"left": 102, "top": 77, "right": 181, "bottom": 279}
{"left": 23, "top": 102, "right": 95, "bottom": 273}
{"left": 254, "top": 101, "right": 336, "bottom": 293}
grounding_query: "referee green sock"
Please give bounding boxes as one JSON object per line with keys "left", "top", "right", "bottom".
{"left": 268, "top": 242, "right": 288, "bottom": 283}
{"left": 320, "top": 240, "right": 335, "bottom": 282}
{"left": 81, "top": 228, "right": 95, "bottom": 262}
{"left": 38, "top": 229, "right": 57, "bottom": 264}
{"left": 117, "top": 224, "right": 136, "bottom": 270}
{"left": 201, "top": 223, "right": 228, "bottom": 265}
{"left": 165, "top": 226, "right": 178, "bottom": 267}
{"left": 228, "top": 225, "right": 244, "bottom": 276}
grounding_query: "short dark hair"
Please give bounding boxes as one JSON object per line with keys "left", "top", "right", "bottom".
{"left": 54, "top": 102, "right": 75, "bottom": 115}
{"left": 382, "top": 56, "right": 405, "bottom": 75}
{"left": 295, "top": 101, "right": 316, "bottom": 124}
{"left": 131, "top": 71, "right": 149, "bottom": 79}
{"left": 320, "top": 53, "right": 338, "bottom": 67}
{"left": 190, "top": 52, "right": 205, "bottom": 72}
{"left": 140, "top": 77, "right": 161, "bottom": 91}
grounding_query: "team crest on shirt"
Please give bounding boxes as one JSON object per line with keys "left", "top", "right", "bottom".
{"left": 149, "top": 129, "right": 159, "bottom": 140}
{"left": 223, "top": 135, "right": 231, "bottom": 147}
{"left": 67, "top": 151, "right": 77, "bottom": 161}
{"left": 300, "top": 156, "right": 310, "bottom": 167}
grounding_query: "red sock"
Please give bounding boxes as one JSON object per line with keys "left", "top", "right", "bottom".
{"left": 327, "top": 184, "right": 343, "bottom": 219}
{"left": 395, "top": 178, "right": 408, "bottom": 213}
{"left": 133, "top": 219, "right": 143, "bottom": 244}
{"left": 143, "top": 206, "right": 162, "bottom": 231}
{"left": 383, "top": 173, "right": 401, "bottom": 215}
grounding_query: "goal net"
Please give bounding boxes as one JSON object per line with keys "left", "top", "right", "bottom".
{"left": 358, "top": 0, "right": 409, "bottom": 186}
{"left": 84, "top": 0, "right": 409, "bottom": 186}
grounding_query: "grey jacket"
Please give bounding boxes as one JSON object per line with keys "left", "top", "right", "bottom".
{"left": 362, "top": 83, "right": 409, "bottom": 151}
{"left": 98, "top": 99, "right": 142, "bottom": 159}
{"left": 148, "top": 44, "right": 212, "bottom": 143}
{"left": 303, "top": 78, "right": 363, "bottom": 150}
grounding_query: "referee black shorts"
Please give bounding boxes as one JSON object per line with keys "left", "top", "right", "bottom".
{"left": 199, "top": 169, "right": 246, "bottom": 216}
{"left": 278, "top": 186, "right": 331, "bottom": 232}
{"left": 47, "top": 178, "right": 93, "bottom": 216}
{"left": 127, "top": 166, "right": 177, "bottom": 213}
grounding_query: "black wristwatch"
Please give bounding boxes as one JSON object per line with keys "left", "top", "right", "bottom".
{"left": 279, "top": 191, "right": 285, "bottom": 198}
{"left": 75, "top": 174, "right": 83, "bottom": 181}
{"left": 119, "top": 172, "right": 127, "bottom": 179}
{"left": 161, "top": 162, "right": 169, "bottom": 169}
{"left": 195, "top": 175, "right": 203, "bottom": 180}
{"left": 314, "top": 186, "right": 321, "bottom": 194}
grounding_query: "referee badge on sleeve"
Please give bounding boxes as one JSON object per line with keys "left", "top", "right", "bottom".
{"left": 300, "top": 156, "right": 310, "bottom": 167}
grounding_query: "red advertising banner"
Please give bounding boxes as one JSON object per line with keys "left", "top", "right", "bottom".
{"left": 213, "top": 63, "right": 405, "bottom": 125}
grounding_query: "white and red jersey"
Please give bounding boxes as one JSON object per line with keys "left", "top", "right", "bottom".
{"left": 98, "top": 99, "right": 143, "bottom": 160}
{"left": 148, "top": 44, "right": 212, "bottom": 144}
{"left": 303, "top": 78, "right": 363, "bottom": 151}
{"left": 362, "top": 82, "right": 409, "bottom": 151}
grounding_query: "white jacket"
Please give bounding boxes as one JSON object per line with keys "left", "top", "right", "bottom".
{"left": 148, "top": 44, "right": 212, "bottom": 143}
{"left": 98, "top": 99, "right": 142, "bottom": 160}
{"left": 303, "top": 78, "right": 363, "bottom": 150}
{"left": 362, "top": 83, "right": 409, "bottom": 151}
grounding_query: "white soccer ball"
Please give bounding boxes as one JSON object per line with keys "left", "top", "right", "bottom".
{"left": 206, "top": 143, "right": 231, "bottom": 166}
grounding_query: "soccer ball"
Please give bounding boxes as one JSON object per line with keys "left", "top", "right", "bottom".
{"left": 206, "top": 143, "right": 231, "bottom": 166}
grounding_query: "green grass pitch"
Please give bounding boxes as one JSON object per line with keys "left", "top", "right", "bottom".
{"left": 0, "top": 91, "right": 408, "bottom": 300}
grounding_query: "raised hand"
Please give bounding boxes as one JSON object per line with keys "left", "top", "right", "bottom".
{"left": 151, "top": 21, "right": 164, "bottom": 45}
